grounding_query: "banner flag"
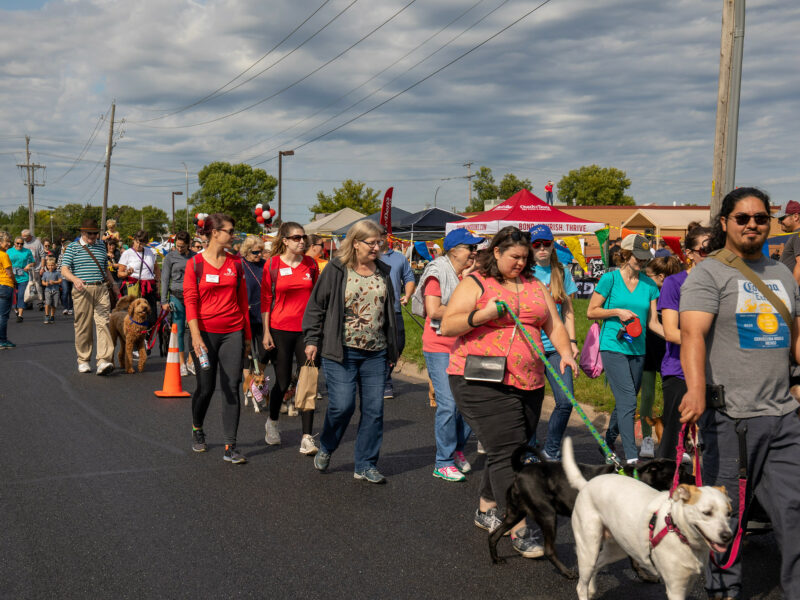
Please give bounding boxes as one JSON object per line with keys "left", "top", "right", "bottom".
{"left": 594, "top": 227, "right": 610, "bottom": 266}
{"left": 380, "top": 187, "right": 394, "bottom": 236}
{"left": 563, "top": 237, "right": 588, "bottom": 272}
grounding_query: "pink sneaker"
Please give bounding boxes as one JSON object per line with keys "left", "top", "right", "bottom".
{"left": 433, "top": 465, "right": 465, "bottom": 482}
{"left": 454, "top": 451, "right": 472, "bottom": 473}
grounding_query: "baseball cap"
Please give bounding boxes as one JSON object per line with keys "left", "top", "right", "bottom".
{"left": 778, "top": 200, "right": 800, "bottom": 221}
{"left": 444, "top": 229, "right": 486, "bottom": 251}
{"left": 529, "top": 224, "right": 554, "bottom": 242}
{"left": 620, "top": 234, "right": 652, "bottom": 261}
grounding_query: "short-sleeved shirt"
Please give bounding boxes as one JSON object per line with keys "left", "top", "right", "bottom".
{"left": 343, "top": 268, "right": 387, "bottom": 351}
{"left": 657, "top": 270, "right": 688, "bottom": 378}
{"left": 421, "top": 277, "right": 457, "bottom": 354}
{"left": 594, "top": 269, "right": 659, "bottom": 356}
{"left": 533, "top": 264, "right": 577, "bottom": 353}
{"left": 7, "top": 247, "right": 34, "bottom": 283}
{"left": 61, "top": 240, "right": 108, "bottom": 283}
{"left": 260, "top": 255, "right": 319, "bottom": 332}
{"left": 42, "top": 269, "right": 61, "bottom": 287}
{"left": 680, "top": 255, "right": 800, "bottom": 418}
{"left": 779, "top": 233, "right": 800, "bottom": 276}
{"left": 23, "top": 237, "right": 45, "bottom": 269}
{"left": 380, "top": 249, "right": 415, "bottom": 313}
{"left": 0, "top": 251, "right": 13, "bottom": 287}
{"left": 119, "top": 248, "right": 157, "bottom": 281}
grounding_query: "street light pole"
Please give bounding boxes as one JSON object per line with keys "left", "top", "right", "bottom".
{"left": 171, "top": 191, "right": 183, "bottom": 233}
{"left": 278, "top": 150, "right": 295, "bottom": 223}
{"left": 181, "top": 162, "right": 189, "bottom": 230}
{"left": 434, "top": 185, "right": 441, "bottom": 208}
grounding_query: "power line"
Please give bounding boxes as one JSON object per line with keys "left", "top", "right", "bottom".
{"left": 131, "top": 0, "right": 415, "bottom": 130}
{"left": 49, "top": 111, "right": 108, "bottom": 184}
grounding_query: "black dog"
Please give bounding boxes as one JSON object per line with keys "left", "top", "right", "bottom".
{"left": 488, "top": 444, "right": 693, "bottom": 579}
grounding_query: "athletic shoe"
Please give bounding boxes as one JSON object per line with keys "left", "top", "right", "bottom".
{"left": 0, "top": 340, "right": 15, "bottom": 349}
{"left": 78, "top": 362, "right": 91, "bottom": 374}
{"left": 191, "top": 428, "right": 207, "bottom": 452}
{"left": 453, "top": 451, "right": 472, "bottom": 473}
{"left": 314, "top": 450, "right": 331, "bottom": 472}
{"left": 96, "top": 360, "right": 114, "bottom": 376}
{"left": 264, "top": 418, "right": 281, "bottom": 445}
{"left": 224, "top": 445, "right": 247, "bottom": 464}
{"left": 383, "top": 385, "right": 394, "bottom": 400}
{"left": 67, "top": 309, "right": 73, "bottom": 315}
{"left": 280, "top": 399, "right": 289, "bottom": 414}
{"left": 299, "top": 434, "right": 319, "bottom": 456}
{"left": 62, "top": 309, "right": 69, "bottom": 315}
{"left": 433, "top": 466, "right": 466, "bottom": 482}
{"left": 180, "top": 363, "right": 188, "bottom": 377}
{"left": 474, "top": 507, "right": 503, "bottom": 533}
{"left": 186, "top": 359, "right": 196, "bottom": 375}
{"left": 640, "top": 436, "right": 656, "bottom": 459}
{"left": 16, "top": 315, "right": 22, "bottom": 323}
{"left": 287, "top": 403, "right": 298, "bottom": 417}
{"left": 43, "top": 317, "right": 49, "bottom": 324}
{"left": 541, "top": 449, "right": 559, "bottom": 462}
{"left": 354, "top": 467, "right": 387, "bottom": 484}
{"left": 477, "top": 441, "right": 486, "bottom": 455}
{"left": 511, "top": 527, "right": 545, "bottom": 558}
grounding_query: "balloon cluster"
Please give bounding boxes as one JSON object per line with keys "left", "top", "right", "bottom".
{"left": 193, "top": 212, "right": 209, "bottom": 231}
{"left": 255, "top": 203, "right": 276, "bottom": 228}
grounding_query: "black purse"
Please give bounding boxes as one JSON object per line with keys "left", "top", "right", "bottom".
{"left": 463, "top": 323, "right": 517, "bottom": 384}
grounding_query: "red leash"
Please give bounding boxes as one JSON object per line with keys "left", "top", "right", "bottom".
{"left": 146, "top": 309, "right": 169, "bottom": 350}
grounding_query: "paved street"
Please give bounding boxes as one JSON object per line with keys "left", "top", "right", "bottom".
{"left": 0, "top": 316, "right": 783, "bottom": 599}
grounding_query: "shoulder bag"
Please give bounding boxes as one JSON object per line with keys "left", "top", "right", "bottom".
{"left": 81, "top": 243, "right": 119, "bottom": 310}
{"left": 463, "top": 275, "right": 516, "bottom": 383}
{"left": 579, "top": 271, "right": 616, "bottom": 378}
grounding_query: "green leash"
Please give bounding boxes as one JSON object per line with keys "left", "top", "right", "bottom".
{"left": 494, "top": 300, "right": 627, "bottom": 473}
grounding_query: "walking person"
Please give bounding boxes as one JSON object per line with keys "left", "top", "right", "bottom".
{"left": 184, "top": 214, "right": 251, "bottom": 464}
{"left": 7, "top": 236, "right": 34, "bottom": 323}
{"left": 0, "top": 231, "right": 16, "bottom": 349}
{"left": 161, "top": 231, "right": 195, "bottom": 376}
{"left": 239, "top": 235, "right": 268, "bottom": 381}
{"left": 414, "top": 228, "right": 484, "bottom": 482}
{"left": 41, "top": 257, "right": 62, "bottom": 324}
{"left": 304, "top": 220, "right": 398, "bottom": 483}
{"left": 262, "top": 222, "right": 320, "bottom": 454}
{"left": 306, "top": 234, "right": 328, "bottom": 272}
{"left": 529, "top": 225, "right": 580, "bottom": 460}
{"left": 776, "top": 199, "right": 800, "bottom": 286}
{"left": 60, "top": 218, "right": 114, "bottom": 375}
{"left": 21, "top": 229, "right": 45, "bottom": 310}
{"left": 441, "top": 226, "right": 577, "bottom": 557}
{"left": 544, "top": 180, "right": 554, "bottom": 205}
{"left": 586, "top": 234, "right": 663, "bottom": 463}
{"left": 679, "top": 187, "right": 800, "bottom": 599}
{"left": 379, "top": 227, "right": 415, "bottom": 399}
{"left": 118, "top": 230, "right": 159, "bottom": 328}
{"left": 56, "top": 239, "right": 74, "bottom": 316}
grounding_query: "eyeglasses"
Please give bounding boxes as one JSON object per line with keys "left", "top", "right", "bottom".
{"left": 285, "top": 235, "right": 307, "bottom": 242}
{"left": 192, "top": 244, "right": 202, "bottom": 249}
{"left": 459, "top": 244, "right": 478, "bottom": 252}
{"left": 728, "top": 213, "right": 771, "bottom": 226}
{"left": 358, "top": 239, "right": 381, "bottom": 248}
{"left": 531, "top": 240, "right": 553, "bottom": 249}
{"left": 85, "top": 231, "right": 99, "bottom": 236}
{"left": 215, "top": 227, "right": 235, "bottom": 235}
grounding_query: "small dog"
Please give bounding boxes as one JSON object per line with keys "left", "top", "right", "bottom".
{"left": 644, "top": 415, "right": 664, "bottom": 445}
{"left": 243, "top": 370, "right": 268, "bottom": 413}
{"left": 565, "top": 438, "right": 733, "bottom": 600}
{"left": 110, "top": 296, "right": 151, "bottom": 374}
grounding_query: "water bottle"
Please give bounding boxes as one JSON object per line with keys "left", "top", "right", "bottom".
{"left": 198, "top": 347, "right": 211, "bottom": 370}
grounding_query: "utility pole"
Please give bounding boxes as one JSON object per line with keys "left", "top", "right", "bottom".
{"left": 16, "top": 136, "right": 46, "bottom": 236}
{"left": 171, "top": 191, "right": 183, "bottom": 233}
{"left": 278, "top": 150, "right": 294, "bottom": 223}
{"left": 463, "top": 161, "right": 474, "bottom": 206}
{"left": 101, "top": 101, "right": 116, "bottom": 232}
{"left": 182, "top": 162, "right": 189, "bottom": 230}
{"left": 711, "top": 0, "right": 745, "bottom": 216}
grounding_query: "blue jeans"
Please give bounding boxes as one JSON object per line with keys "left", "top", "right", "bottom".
{"left": 321, "top": 347, "right": 387, "bottom": 472}
{"left": 601, "top": 350, "right": 645, "bottom": 461}
{"left": 170, "top": 296, "right": 187, "bottom": 353}
{"left": 541, "top": 351, "right": 575, "bottom": 459}
{"left": 424, "top": 351, "right": 471, "bottom": 468}
{"left": 60, "top": 279, "right": 73, "bottom": 310}
{"left": 384, "top": 314, "right": 405, "bottom": 390}
{"left": 0, "top": 284, "right": 12, "bottom": 342}
{"left": 14, "top": 281, "right": 27, "bottom": 309}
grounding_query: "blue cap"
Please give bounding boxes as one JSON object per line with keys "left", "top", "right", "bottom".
{"left": 529, "top": 224, "right": 554, "bottom": 242}
{"left": 443, "top": 228, "right": 486, "bottom": 251}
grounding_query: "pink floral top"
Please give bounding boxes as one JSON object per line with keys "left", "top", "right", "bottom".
{"left": 447, "top": 272, "right": 549, "bottom": 390}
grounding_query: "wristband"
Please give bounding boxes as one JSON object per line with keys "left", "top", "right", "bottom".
{"left": 570, "top": 339, "right": 577, "bottom": 344}
{"left": 467, "top": 310, "right": 479, "bottom": 328}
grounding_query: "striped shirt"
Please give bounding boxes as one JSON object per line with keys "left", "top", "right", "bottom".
{"left": 61, "top": 240, "right": 108, "bottom": 282}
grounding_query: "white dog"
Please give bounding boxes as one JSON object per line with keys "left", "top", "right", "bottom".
{"left": 562, "top": 437, "right": 733, "bottom": 600}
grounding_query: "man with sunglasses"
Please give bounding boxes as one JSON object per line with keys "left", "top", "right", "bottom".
{"left": 777, "top": 200, "right": 800, "bottom": 286}
{"left": 378, "top": 227, "right": 415, "bottom": 399}
{"left": 680, "top": 188, "right": 800, "bottom": 600}
{"left": 60, "top": 218, "right": 114, "bottom": 375}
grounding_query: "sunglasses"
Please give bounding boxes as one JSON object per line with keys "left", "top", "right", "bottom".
{"left": 250, "top": 250, "right": 263, "bottom": 255}
{"left": 14, "top": 242, "right": 23, "bottom": 246}
{"left": 215, "top": 227, "right": 235, "bottom": 235}
{"left": 531, "top": 240, "right": 553, "bottom": 249}
{"left": 728, "top": 213, "right": 770, "bottom": 226}
{"left": 689, "top": 246, "right": 709, "bottom": 257}
{"left": 509, "top": 230, "right": 531, "bottom": 243}
{"left": 285, "top": 235, "right": 307, "bottom": 242}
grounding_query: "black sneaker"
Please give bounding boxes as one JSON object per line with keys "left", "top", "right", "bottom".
{"left": 224, "top": 445, "right": 247, "bottom": 464}
{"left": 192, "top": 428, "right": 207, "bottom": 453}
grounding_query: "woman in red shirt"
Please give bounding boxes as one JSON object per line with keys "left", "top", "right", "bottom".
{"left": 184, "top": 213, "right": 251, "bottom": 464}
{"left": 261, "top": 222, "right": 319, "bottom": 455}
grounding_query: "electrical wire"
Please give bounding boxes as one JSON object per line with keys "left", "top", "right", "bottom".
{"left": 49, "top": 111, "right": 108, "bottom": 184}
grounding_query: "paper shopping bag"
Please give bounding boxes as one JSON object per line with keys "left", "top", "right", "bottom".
{"left": 294, "top": 360, "right": 319, "bottom": 411}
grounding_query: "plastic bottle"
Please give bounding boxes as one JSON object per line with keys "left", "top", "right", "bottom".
{"left": 198, "top": 347, "right": 211, "bottom": 370}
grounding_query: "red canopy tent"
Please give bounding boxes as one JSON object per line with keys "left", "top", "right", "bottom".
{"left": 446, "top": 189, "right": 606, "bottom": 236}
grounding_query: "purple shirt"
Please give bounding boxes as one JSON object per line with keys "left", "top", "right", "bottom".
{"left": 657, "top": 270, "right": 688, "bottom": 378}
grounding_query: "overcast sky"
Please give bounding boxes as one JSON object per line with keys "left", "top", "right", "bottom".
{"left": 0, "top": 0, "right": 797, "bottom": 227}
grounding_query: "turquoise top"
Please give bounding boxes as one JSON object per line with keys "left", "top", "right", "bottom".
{"left": 594, "top": 269, "right": 659, "bottom": 356}
{"left": 533, "top": 264, "right": 577, "bottom": 353}
{"left": 7, "top": 246, "right": 34, "bottom": 283}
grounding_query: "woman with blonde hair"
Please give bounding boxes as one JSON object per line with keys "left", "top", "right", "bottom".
{"left": 303, "top": 219, "right": 398, "bottom": 483}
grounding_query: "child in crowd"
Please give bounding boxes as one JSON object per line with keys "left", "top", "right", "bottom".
{"left": 41, "top": 257, "right": 61, "bottom": 324}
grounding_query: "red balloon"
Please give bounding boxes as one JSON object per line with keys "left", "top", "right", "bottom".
{"left": 197, "top": 220, "right": 205, "bottom": 229}
{"left": 256, "top": 215, "right": 265, "bottom": 224}
{"left": 269, "top": 208, "right": 276, "bottom": 217}
{"left": 196, "top": 213, "right": 202, "bottom": 220}
{"left": 255, "top": 207, "right": 263, "bottom": 216}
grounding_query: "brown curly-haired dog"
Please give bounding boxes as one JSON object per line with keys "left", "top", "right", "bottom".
{"left": 110, "top": 296, "right": 151, "bottom": 373}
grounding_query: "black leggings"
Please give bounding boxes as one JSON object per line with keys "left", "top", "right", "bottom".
{"left": 269, "top": 328, "right": 314, "bottom": 435}
{"left": 191, "top": 329, "right": 244, "bottom": 445}
{"left": 656, "top": 375, "right": 687, "bottom": 460}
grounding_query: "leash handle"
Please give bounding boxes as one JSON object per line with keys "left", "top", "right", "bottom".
{"left": 495, "top": 300, "right": 624, "bottom": 470}
{"left": 671, "top": 423, "right": 703, "bottom": 493}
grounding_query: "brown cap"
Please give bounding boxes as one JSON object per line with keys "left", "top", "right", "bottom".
{"left": 79, "top": 218, "right": 100, "bottom": 232}
{"left": 778, "top": 200, "right": 800, "bottom": 221}
{"left": 621, "top": 233, "right": 653, "bottom": 261}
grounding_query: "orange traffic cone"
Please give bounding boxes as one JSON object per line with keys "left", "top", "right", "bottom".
{"left": 155, "top": 323, "right": 191, "bottom": 398}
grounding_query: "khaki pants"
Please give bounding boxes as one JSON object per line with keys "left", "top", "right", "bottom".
{"left": 72, "top": 283, "right": 113, "bottom": 364}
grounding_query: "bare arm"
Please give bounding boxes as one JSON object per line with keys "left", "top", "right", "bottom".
{"left": 661, "top": 308, "right": 681, "bottom": 344}
{"left": 424, "top": 294, "right": 447, "bottom": 321}
{"left": 647, "top": 299, "right": 665, "bottom": 338}
{"left": 586, "top": 291, "right": 636, "bottom": 322}
{"left": 401, "top": 280, "right": 415, "bottom": 306}
{"left": 793, "top": 257, "right": 800, "bottom": 287}
{"left": 61, "top": 265, "right": 85, "bottom": 291}
{"left": 792, "top": 315, "right": 800, "bottom": 365}
{"left": 440, "top": 277, "right": 499, "bottom": 337}
{"left": 561, "top": 293, "right": 579, "bottom": 358}
{"left": 679, "top": 310, "right": 715, "bottom": 424}
{"left": 540, "top": 285, "right": 577, "bottom": 374}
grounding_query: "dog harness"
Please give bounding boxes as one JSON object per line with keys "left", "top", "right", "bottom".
{"left": 648, "top": 509, "right": 690, "bottom": 549}
{"left": 128, "top": 315, "right": 148, "bottom": 327}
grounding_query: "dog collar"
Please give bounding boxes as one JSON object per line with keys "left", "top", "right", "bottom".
{"left": 127, "top": 315, "right": 148, "bottom": 327}
{"left": 649, "top": 511, "right": 690, "bottom": 549}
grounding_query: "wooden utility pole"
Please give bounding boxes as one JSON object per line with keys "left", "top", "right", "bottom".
{"left": 278, "top": 150, "right": 294, "bottom": 223}
{"left": 101, "top": 101, "right": 116, "bottom": 232}
{"left": 463, "top": 161, "right": 474, "bottom": 206}
{"left": 16, "top": 136, "right": 46, "bottom": 236}
{"left": 711, "top": 0, "right": 745, "bottom": 217}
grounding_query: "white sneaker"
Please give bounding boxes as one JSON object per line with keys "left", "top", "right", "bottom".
{"left": 96, "top": 360, "right": 114, "bottom": 376}
{"left": 132, "top": 350, "right": 139, "bottom": 360}
{"left": 62, "top": 309, "right": 69, "bottom": 315}
{"left": 280, "top": 400, "right": 289, "bottom": 414}
{"left": 78, "top": 362, "right": 91, "bottom": 374}
{"left": 299, "top": 434, "right": 319, "bottom": 455}
{"left": 180, "top": 363, "right": 189, "bottom": 377}
{"left": 265, "top": 418, "right": 281, "bottom": 445}
{"left": 640, "top": 436, "right": 656, "bottom": 459}
{"left": 287, "top": 403, "right": 298, "bottom": 417}
{"left": 186, "top": 359, "right": 196, "bottom": 375}
{"left": 477, "top": 441, "right": 487, "bottom": 455}
{"left": 453, "top": 451, "right": 472, "bottom": 473}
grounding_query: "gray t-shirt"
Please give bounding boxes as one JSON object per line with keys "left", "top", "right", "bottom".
{"left": 680, "top": 255, "right": 800, "bottom": 418}
{"left": 779, "top": 233, "right": 800, "bottom": 275}
{"left": 42, "top": 269, "right": 61, "bottom": 292}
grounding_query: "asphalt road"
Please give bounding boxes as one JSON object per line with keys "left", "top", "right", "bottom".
{"left": 0, "top": 314, "right": 784, "bottom": 599}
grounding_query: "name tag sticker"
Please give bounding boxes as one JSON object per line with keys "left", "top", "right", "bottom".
{"left": 279, "top": 267, "right": 293, "bottom": 276}
{"left": 205, "top": 274, "right": 220, "bottom": 283}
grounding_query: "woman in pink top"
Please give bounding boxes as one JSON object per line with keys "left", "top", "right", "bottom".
{"left": 441, "top": 226, "right": 577, "bottom": 558}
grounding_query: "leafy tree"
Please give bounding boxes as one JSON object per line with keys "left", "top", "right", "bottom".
{"left": 311, "top": 179, "right": 381, "bottom": 216}
{"left": 189, "top": 162, "right": 277, "bottom": 232}
{"left": 557, "top": 165, "right": 634, "bottom": 206}
{"left": 465, "top": 167, "right": 532, "bottom": 211}
{"left": 498, "top": 173, "right": 533, "bottom": 201}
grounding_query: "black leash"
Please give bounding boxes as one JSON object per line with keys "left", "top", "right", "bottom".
{"left": 401, "top": 302, "right": 426, "bottom": 330}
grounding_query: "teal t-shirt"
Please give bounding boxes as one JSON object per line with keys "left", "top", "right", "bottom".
{"left": 595, "top": 269, "right": 659, "bottom": 356}
{"left": 7, "top": 247, "right": 33, "bottom": 283}
{"left": 533, "top": 264, "right": 577, "bottom": 353}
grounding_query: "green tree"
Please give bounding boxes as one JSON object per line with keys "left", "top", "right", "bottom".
{"left": 311, "top": 179, "right": 381, "bottom": 216}
{"left": 557, "top": 165, "right": 634, "bottom": 206}
{"left": 189, "top": 162, "right": 277, "bottom": 232}
{"left": 498, "top": 173, "right": 533, "bottom": 200}
{"left": 465, "top": 166, "right": 498, "bottom": 212}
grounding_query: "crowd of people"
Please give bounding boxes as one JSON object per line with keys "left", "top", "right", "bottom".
{"left": 1, "top": 187, "right": 798, "bottom": 598}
